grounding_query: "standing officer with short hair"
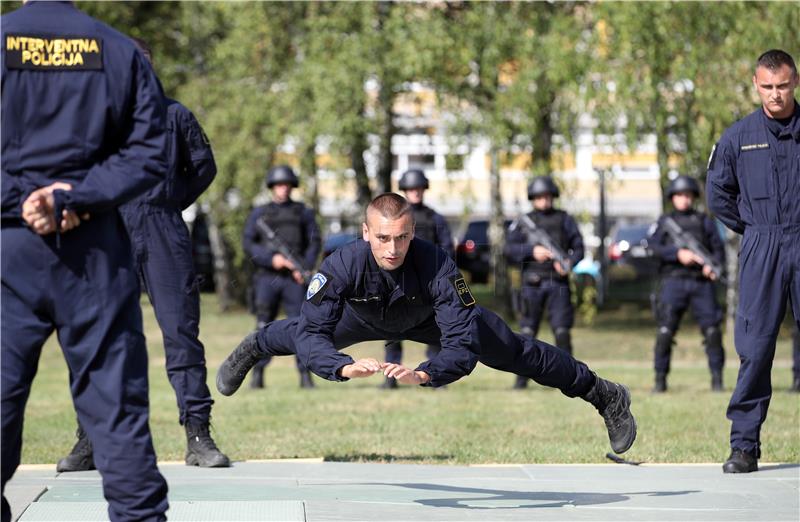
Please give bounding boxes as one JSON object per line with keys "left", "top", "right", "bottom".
{"left": 243, "top": 165, "right": 321, "bottom": 389}
{"left": 57, "top": 37, "right": 229, "bottom": 473}
{"left": 504, "top": 176, "right": 584, "bottom": 389}
{"left": 382, "top": 169, "right": 454, "bottom": 389}
{"left": 707, "top": 49, "right": 800, "bottom": 474}
{"left": 648, "top": 175, "right": 726, "bottom": 393}
{"left": 2, "top": 2, "right": 168, "bottom": 520}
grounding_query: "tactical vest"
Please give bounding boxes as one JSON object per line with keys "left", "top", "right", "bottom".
{"left": 412, "top": 204, "right": 438, "bottom": 243}
{"left": 263, "top": 201, "right": 305, "bottom": 255}
{"left": 527, "top": 209, "right": 567, "bottom": 276}
{"left": 663, "top": 210, "right": 710, "bottom": 278}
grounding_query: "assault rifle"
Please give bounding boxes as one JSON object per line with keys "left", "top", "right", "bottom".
{"left": 516, "top": 213, "right": 572, "bottom": 274}
{"left": 255, "top": 218, "right": 312, "bottom": 285}
{"left": 661, "top": 216, "right": 725, "bottom": 282}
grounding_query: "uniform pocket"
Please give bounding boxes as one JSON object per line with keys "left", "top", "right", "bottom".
{"left": 738, "top": 151, "right": 773, "bottom": 200}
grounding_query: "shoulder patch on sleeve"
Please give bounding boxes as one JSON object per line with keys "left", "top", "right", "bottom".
{"left": 451, "top": 276, "right": 476, "bottom": 307}
{"left": 306, "top": 271, "right": 332, "bottom": 305}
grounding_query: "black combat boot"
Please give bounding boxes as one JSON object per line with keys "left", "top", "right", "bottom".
{"left": 299, "top": 370, "right": 315, "bottom": 389}
{"left": 711, "top": 370, "right": 723, "bottom": 392}
{"left": 381, "top": 376, "right": 398, "bottom": 389}
{"left": 653, "top": 372, "right": 667, "bottom": 393}
{"left": 722, "top": 448, "right": 758, "bottom": 473}
{"left": 582, "top": 375, "right": 637, "bottom": 454}
{"left": 185, "top": 420, "right": 230, "bottom": 468}
{"left": 512, "top": 375, "right": 528, "bottom": 389}
{"left": 217, "top": 332, "right": 263, "bottom": 396}
{"left": 56, "top": 425, "right": 95, "bottom": 472}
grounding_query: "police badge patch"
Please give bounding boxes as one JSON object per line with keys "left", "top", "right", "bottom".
{"left": 451, "top": 276, "right": 476, "bottom": 307}
{"left": 306, "top": 272, "right": 331, "bottom": 305}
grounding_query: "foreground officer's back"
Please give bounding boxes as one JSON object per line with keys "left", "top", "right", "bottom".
{"left": 2, "top": 2, "right": 169, "bottom": 521}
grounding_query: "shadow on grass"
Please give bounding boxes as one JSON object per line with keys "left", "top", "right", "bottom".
{"left": 324, "top": 453, "right": 454, "bottom": 463}
{"left": 369, "top": 482, "right": 700, "bottom": 510}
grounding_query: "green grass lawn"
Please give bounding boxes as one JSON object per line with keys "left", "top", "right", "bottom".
{"left": 21, "top": 289, "right": 799, "bottom": 466}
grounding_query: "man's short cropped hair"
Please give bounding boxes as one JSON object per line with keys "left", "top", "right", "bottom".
{"left": 366, "top": 193, "right": 412, "bottom": 222}
{"left": 756, "top": 49, "right": 797, "bottom": 77}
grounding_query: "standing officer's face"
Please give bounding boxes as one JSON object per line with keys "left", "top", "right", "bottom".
{"left": 362, "top": 211, "right": 415, "bottom": 271}
{"left": 404, "top": 188, "right": 424, "bottom": 205}
{"left": 532, "top": 194, "right": 553, "bottom": 211}
{"left": 671, "top": 191, "right": 694, "bottom": 212}
{"left": 271, "top": 183, "right": 292, "bottom": 203}
{"left": 753, "top": 64, "right": 799, "bottom": 119}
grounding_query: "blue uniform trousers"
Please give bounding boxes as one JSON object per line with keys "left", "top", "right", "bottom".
{"left": 255, "top": 305, "right": 595, "bottom": 397}
{"left": 1, "top": 215, "right": 168, "bottom": 522}
{"left": 519, "top": 278, "right": 574, "bottom": 335}
{"left": 655, "top": 276, "right": 724, "bottom": 374}
{"left": 121, "top": 205, "right": 213, "bottom": 424}
{"left": 729, "top": 225, "right": 800, "bottom": 457}
{"left": 253, "top": 272, "right": 308, "bottom": 371}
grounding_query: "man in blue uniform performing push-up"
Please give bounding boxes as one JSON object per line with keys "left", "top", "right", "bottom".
{"left": 218, "top": 193, "right": 637, "bottom": 455}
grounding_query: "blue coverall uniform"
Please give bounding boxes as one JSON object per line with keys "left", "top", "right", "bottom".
{"left": 1, "top": 2, "right": 169, "bottom": 520}
{"left": 242, "top": 200, "right": 321, "bottom": 374}
{"left": 504, "top": 209, "right": 584, "bottom": 353}
{"left": 384, "top": 202, "right": 454, "bottom": 366}
{"left": 649, "top": 210, "right": 726, "bottom": 377}
{"left": 119, "top": 98, "right": 217, "bottom": 424}
{"left": 248, "top": 239, "right": 596, "bottom": 395}
{"left": 707, "top": 102, "right": 800, "bottom": 458}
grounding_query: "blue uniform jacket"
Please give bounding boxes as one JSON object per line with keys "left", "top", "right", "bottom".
{"left": 132, "top": 98, "right": 216, "bottom": 210}
{"left": 1, "top": 1, "right": 167, "bottom": 221}
{"left": 707, "top": 104, "right": 800, "bottom": 233}
{"left": 504, "top": 211, "right": 584, "bottom": 270}
{"left": 242, "top": 201, "right": 321, "bottom": 271}
{"left": 649, "top": 211, "right": 725, "bottom": 270}
{"left": 295, "top": 238, "right": 479, "bottom": 385}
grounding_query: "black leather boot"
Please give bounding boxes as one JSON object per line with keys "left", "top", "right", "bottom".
{"left": 185, "top": 420, "right": 231, "bottom": 468}
{"left": 722, "top": 448, "right": 758, "bottom": 473}
{"left": 217, "top": 331, "right": 263, "bottom": 396}
{"left": 582, "top": 375, "right": 637, "bottom": 454}
{"left": 56, "top": 424, "right": 95, "bottom": 472}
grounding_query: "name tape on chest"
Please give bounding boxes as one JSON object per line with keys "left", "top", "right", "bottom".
{"left": 306, "top": 272, "right": 331, "bottom": 305}
{"left": 5, "top": 35, "right": 103, "bottom": 70}
{"left": 451, "top": 276, "right": 476, "bottom": 307}
{"left": 740, "top": 143, "right": 769, "bottom": 152}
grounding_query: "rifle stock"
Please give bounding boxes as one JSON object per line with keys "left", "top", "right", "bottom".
{"left": 255, "top": 218, "right": 312, "bottom": 284}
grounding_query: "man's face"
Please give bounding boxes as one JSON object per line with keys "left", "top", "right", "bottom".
{"left": 404, "top": 188, "right": 424, "bottom": 205}
{"left": 532, "top": 194, "right": 553, "bottom": 211}
{"left": 671, "top": 191, "right": 694, "bottom": 212}
{"left": 753, "top": 64, "right": 798, "bottom": 119}
{"left": 362, "top": 211, "right": 414, "bottom": 271}
{"left": 271, "top": 183, "right": 292, "bottom": 203}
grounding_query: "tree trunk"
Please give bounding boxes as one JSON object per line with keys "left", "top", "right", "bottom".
{"left": 351, "top": 129, "right": 373, "bottom": 209}
{"left": 206, "top": 209, "right": 234, "bottom": 312}
{"left": 376, "top": 93, "right": 396, "bottom": 194}
{"left": 300, "top": 135, "right": 319, "bottom": 212}
{"left": 724, "top": 233, "right": 740, "bottom": 344}
{"left": 488, "top": 147, "right": 513, "bottom": 317}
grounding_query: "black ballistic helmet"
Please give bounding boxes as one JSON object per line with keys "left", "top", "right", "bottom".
{"left": 527, "top": 176, "right": 560, "bottom": 199}
{"left": 266, "top": 165, "right": 299, "bottom": 188}
{"left": 667, "top": 175, "right": 700, "bottom": 197}
{"left": 398, "top": 169, "right": 429, "bottom": 190}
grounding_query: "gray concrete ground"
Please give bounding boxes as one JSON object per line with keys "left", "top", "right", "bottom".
{"left": 5, "top": 460, "right": 799, "bottom": 521}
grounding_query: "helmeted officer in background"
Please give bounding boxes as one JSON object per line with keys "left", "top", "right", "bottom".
{"left": 382, "top": 169, "right": 455, "bottom": 389}
{"left": 707, "top": 49, "right": 800, "bottom": 474}
{"left": 57, "top": 38, "right": 229, "bottom": 473}
{"left": 648, "top": 176, "right": 726, "bottom": 394}
{"left": 217, "top": 193, "right": 637, "bottom": 458}
{"left": 243, "top": 165, "right": 321, "bottom": 388}
{"left": 2, "top": 2, "right": 168, "bottom": 521}
{"left": 504, "top": 176, "right": 584, "bottom": 389}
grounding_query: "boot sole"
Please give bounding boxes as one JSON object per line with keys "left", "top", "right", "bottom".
{"left": 612, "top": 385, "right": 637, "bottom": 455}
{"left": 216, "top": 365, "right": 243, "bottom": 397}
{"left": 185, "top": 454, "right": 231, "bottom": 468}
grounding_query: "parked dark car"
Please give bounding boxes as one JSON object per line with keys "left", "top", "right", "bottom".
{"left": 322, "top": 232, "right": 359, "bottom": 259}
{"left": 455, "top": 219, "right": 511, "bottom": 284}
{"left": 605, "top": 222, "right": 659, "bottom": 303}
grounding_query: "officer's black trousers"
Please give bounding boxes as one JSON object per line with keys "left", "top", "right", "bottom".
{"left": 1, "top": 216, "right": 168, "bottom": 522}
{"left": 257, "top": 304, "right": 595, "bottom": 397}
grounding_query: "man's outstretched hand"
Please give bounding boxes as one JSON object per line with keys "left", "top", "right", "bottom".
{"left": 338, "top": 358, "right": 383, "bottom": 379}
{"left": 382, "top": 363, "right": 430, "bottom": 385}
